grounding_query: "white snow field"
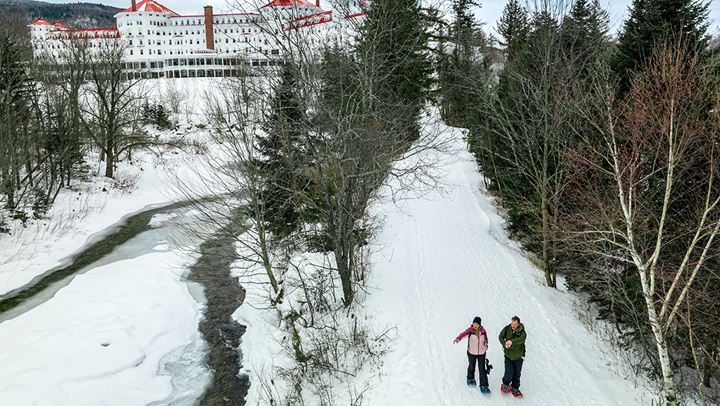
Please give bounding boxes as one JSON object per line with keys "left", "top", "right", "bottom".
{"left": 359, "top": 119, "right": 652, "bottom": 405}
{"left": 0, "top": 210, "right": 211, "bottom": 406}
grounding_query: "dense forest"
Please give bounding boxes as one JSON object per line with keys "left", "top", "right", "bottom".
{"left": 0, "top": 0, "right": 120, "bottom": 28}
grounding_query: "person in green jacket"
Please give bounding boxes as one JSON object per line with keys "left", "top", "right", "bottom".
{"left": 499, "top": 315, "right": 526, "bottom": 398}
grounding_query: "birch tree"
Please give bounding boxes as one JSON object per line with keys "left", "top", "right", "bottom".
{"left": 565, "top": 42, "right": 720, "bottom": 405}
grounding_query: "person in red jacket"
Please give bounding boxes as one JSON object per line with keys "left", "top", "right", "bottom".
{"left": 453, "top": 316, "right": 490, "bottom": 392}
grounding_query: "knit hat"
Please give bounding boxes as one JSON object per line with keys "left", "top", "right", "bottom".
{"left": 473, "top": 316, "right": 482, "bottom": 325}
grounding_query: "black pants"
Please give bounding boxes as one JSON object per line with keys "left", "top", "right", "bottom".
{"left": 502, "top": 356, "right": 524, "bottom": 390}
{"left": 466, "top": 352, "right": 489, "bottom": 386}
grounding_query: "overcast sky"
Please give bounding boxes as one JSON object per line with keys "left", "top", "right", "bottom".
{"left": 38, "top": 0, "right": 720, "bottom": 37}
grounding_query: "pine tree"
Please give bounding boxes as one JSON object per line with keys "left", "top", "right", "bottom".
{"left": 452, "top": 0, "right": 480, "bottom": 56}
{"left": 0, "top": 33, "right": 32, "bottom": 211}
{"left": 496, "top": 0, "right": 529, "bottom": 66}
{"left": 561, "top": 0, "right": 610, "bottom": 74}
{"left": 355, "top": 0, "right": 433, "bottom": 141}
{"left": 439, "top": 0, "right": 491, "bottom": 127}
{"left": 613, "top": 0, "right": 710, "bottom": 90}
{"left": 255, "top": 61, "right": 311, "bottom": 238}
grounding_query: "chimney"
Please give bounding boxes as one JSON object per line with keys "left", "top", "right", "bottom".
{"left": 131, "top": 0, "right": 137, "bottom": 11}
{"left": 204, "top": 6, "right": 214, "bottom": 51}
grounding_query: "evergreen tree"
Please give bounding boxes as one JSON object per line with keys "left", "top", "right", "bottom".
{"left": 355, "top": 0, "right": 433, "bottom": 141}
{"left": 452, "top": 0, "right": 480, "bottom": 55}
{"left": 613, "top": 0, "right": 710, "bottom": 90}
{"left": 439, "top": 0, "right": 491, "bottom": 127}
{"left": 255, "top": 61, "right": 311, "bottom": 238}
{"left": 561, "top": 0, "right": 610, "bottom": 74}
{"left": 496, "top": 0, "right": 529, "bottom": 66}
{"left": 0, "top": 33, "right": 32, "bottom": 211}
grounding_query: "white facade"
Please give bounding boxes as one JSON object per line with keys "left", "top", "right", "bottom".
{"left": 29, "top": 0, "right": 365, "bottom": 78}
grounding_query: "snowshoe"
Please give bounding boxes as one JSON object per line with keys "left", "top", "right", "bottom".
{"left": 500, "top": 383, "right": 511, "bottom": 393}
{"left": 512, "top": 389, "right": 523, "bottom": 398}
{"left": 467, "top": 378, "right": 477, "bottom": 387}
{"left": 479, "top": 386, "right": 491, "bottom": 394}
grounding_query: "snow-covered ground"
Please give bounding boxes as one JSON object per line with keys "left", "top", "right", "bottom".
{"left": 360, "top": 120, "right": 653, "bottom": 404}
{"left": 235, "top": 114, "right": 657, "bottom": 405}
{"left": 0, "top": 209, "right": 211, "bottom": 405}
{"left": 0, "top": 78, "right": 226, "bottom": 405}
{"left": 0, "top": 74, "right": 659, "bottom": 405}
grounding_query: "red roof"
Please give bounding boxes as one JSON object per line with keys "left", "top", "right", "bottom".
{"left": 30, "top": 19, "right": 69, "bottom": 29}
{"left": 30, "top": 18, "right": 52, "bottom": 26}
{"left": 259, "top": 0, "right": 319, "bottom": 9}
{"left": 290, "top": 9, "right": 331, "bottom": 23}
{"left": 121, "top": 0, "right": 179, "bottom": 15}
{"left": 344, "top": 12, "right": 365, "bottom": 19}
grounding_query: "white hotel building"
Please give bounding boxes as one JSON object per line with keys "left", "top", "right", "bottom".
{"left": 30, "top": 0, "right": 365, "bottom": 78}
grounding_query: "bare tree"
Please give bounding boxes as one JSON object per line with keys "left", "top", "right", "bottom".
{"left": 81, "top": 40, "right": 145, "bottom": 178}
{"left": 565, "top": 41, "right": 720, "bottom": 406}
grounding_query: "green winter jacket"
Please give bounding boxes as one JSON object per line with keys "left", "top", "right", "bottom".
{"left": 498, "top": 323, "right": 527, "bottom": 361}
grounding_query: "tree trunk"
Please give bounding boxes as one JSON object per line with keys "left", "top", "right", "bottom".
{"left": 639, "top": 269, "right": 678, "bottom": 406}
{"left": 541, "top": 210, "right": 555, "bottom": 287}
{"left": 336, "top": 247, "right": 354, "bottom": 307}
{"left": 25, "top": 159, "right": 33, "bottom": 187}
{"left": 104, "top": 136, "right": 114, "bottom": 178}
{"left": 257, "top": 209, "right": 281, "bottom": 300}
{"left": 541, "top": 156, "right": 555, "bottom": 288}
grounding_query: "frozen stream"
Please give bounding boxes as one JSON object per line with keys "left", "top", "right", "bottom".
{"left": 0, "top": 206, "right": 219, "bottom": 406}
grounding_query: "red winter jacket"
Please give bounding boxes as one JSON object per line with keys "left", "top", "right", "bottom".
{"left": 455, "top": 325, "right": 488, "bottom": 355}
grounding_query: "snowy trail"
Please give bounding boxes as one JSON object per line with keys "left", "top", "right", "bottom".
{"left": 363, "top": 122, "right": 649, "bottom": 405}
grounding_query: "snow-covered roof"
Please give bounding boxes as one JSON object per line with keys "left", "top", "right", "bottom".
{"left": 120, "top": 0, "right": 179, "bottom": 15}
{"left": 259, "top": 0, "right": 319, "bottom": 10}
